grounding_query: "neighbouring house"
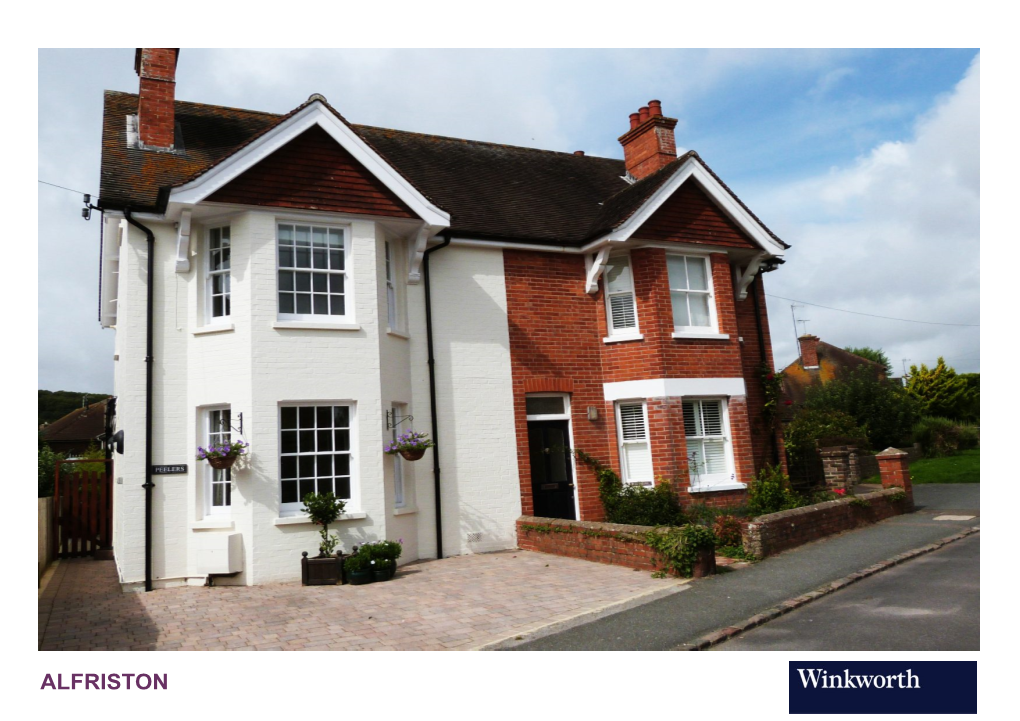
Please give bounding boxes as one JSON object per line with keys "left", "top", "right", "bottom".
{"left": 39, "top": 399, "right": 112, "bottom": 457}
{"left": 96, "top": 48, "right": 788, "bottom": 589}
{"left": 780, "top": 335, "right": 888, "bottom": 420}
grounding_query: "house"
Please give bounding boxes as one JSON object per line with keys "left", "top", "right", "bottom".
{"left": 97, "top": 49, "right": 788, "bottom": 589}
{"left": 40, "top": 399, "right": 112, "bottom": 457}
{"left": 780, "top": 334, "right": 887, "bottom": 420}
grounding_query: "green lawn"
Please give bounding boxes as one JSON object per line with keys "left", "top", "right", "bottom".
{"left": 909, "top": 449, "right": 980, "bottom": 483}
{"left": 861, "top": 449, "right": 980, "bottom": 484}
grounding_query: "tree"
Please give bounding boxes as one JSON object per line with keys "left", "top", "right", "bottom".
{"left": 844, "top": 346, "right": 893, "bottom": 377}
{"left": 906, "top": 358, "right": 976, "bottom": 420}
{"left": 804, "top": 365, "right": 918, "bottom": 450}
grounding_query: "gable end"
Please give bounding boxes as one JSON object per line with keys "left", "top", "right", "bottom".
{"left": 206, "top": 125, "right": 416, "bottom": 219}
{"left": 633, "top": 180, "right": 757, "bottom": 249}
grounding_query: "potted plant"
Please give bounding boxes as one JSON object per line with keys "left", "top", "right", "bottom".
{"left": 371, "top": 558, "right": 393, "bottom": 582}
{"left": 385, "top": 430, "right": 435, "bottom": 461}
{"left": 344, "top": 546, "right": 374, "bottom": 585}
{"left": 299, "top": 491, "right": 346, "bottom": 586}
{"left": 363, "top": 539, "right": 403, "bottom": 580}
{"left": 196, "top": 440, "right": 249, "bottom": 470}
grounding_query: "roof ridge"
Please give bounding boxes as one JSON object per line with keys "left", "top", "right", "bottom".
{"left": 104, "top": 90, "right": 285, "bottom": 119}
{"left": 356, "top": 124, "right": 624, "bottom": 163}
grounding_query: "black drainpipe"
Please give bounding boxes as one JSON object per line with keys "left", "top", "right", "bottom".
{"left": 123, "top": 209, "right": 156, "bottom": 592}
{"left": 750, "top": 271, "right": 780, "bottom": 467}
{"left": 423, "top": 231, "right": 451, "bottom": 559}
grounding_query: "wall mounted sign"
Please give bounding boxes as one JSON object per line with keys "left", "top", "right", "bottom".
{"left": 151, "top": 464, "right": 188, "bottom": 475}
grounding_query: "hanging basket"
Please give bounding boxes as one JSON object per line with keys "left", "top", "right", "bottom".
{"left": 207, "top": 455, "right": 239, "bottom": 470}
{"left": 399, "top": 447, "right": 427, "bottom": 462}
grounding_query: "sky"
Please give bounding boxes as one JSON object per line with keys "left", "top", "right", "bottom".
{"left": 37, "top": 48, "right": 980, "bottom": 393}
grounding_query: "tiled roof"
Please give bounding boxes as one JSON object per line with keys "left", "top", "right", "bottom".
{"left": 780, "top": 341, "right": 887, "bottom": 414}
{"left": 40, "top": 400, "right": 110, "bottom": 444}
{"left": 99, "top": 91, "right": 787, "bottom": 248}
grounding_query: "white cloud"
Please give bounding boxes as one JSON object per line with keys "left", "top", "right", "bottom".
{"left": 753, "top": 55, "right": 980, "bottom": 373}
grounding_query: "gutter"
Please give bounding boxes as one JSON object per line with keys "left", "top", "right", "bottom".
{"left": 422, "top": 231, "right": 452, "bottom": 559}
{"left": 123, "top": 209, "right": 156, "bottom": 592}
{"left": 751, "top": 269, "right": 780, "bottom": 467}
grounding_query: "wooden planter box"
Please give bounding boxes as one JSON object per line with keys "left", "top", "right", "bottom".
{"left": 301, "top": 552, "right": 344, "bottom": 586}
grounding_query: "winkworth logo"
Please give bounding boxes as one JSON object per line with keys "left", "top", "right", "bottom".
{"left": 789, "top": 662, "right": 976, "bottom": 714}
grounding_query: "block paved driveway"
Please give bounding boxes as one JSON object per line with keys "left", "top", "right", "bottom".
{"left": 39, "top": 551, "right": 682, "bottom": 651}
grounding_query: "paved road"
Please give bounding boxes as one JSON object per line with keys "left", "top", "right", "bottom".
{"left": 509, "top": 484, "right": 978, "bottom": 651}
{"left": 712, "top": 533, "right": 979, "bottom": 651}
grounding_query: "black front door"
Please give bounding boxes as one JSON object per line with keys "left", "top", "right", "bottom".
{"left": 528, "top": 420, "right": 576, "bottom": 520}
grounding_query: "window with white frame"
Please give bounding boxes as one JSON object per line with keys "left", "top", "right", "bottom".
{"left": 683, "top": 399, "right": 734, "bottom": 488}
{"left": 385, "top": 241, "right": 397, "bottom": 330}
{"left": 205, "top": 407, "right": 231, "bottom": 515}
{"left": 279, "top": 404, "right": 353, "bottom": 513}
{"left": 277, "top": 223, "right": 348, "bottom": 320}
{"left": 616, "top": 401, "right": 653, "bottom": 485}
{"left": 667, "top": 254, "right": 715, "bottom": 332}
{"left": 391, "top": 403, "right": 405, "bottom": 507}
{"left": 207, "top": 227, "right": 231, "bottom": 320}
{"left": 605, "top": 254, "right": 639, "bottom": 336}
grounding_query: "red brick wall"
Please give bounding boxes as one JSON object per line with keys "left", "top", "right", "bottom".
{"left": 516, "top": 517, "right": 662, "bottom": 572}
{"left": 742, "top": 489, "right": 910, "bottom": 557}
{"left": 136, "top": 48, "right": 179, "bottom": 149}
{"left": 620, "top": 118, "right": 678, "bottom": 180}
{"left": 504, "top": 244, "right": 781, "bottom": 519}
{"left": 636, "top": 182, "right": 758, "bottom": 249}
{"left": 208, "top": 125, "right": 416, "bottom": 218}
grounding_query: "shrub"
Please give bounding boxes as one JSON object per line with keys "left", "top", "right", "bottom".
{"left": 913, "top": 416, "right": 961, "bottom": 458}
{"left": 644, "top": 524, "right": 717, "bottom": 577}
{"left": 38, "top": 443, "right": 62, "bottom": 498}
{"left": 906, "top": 358, "right": 977, "bottom": 421}
{"left": 805, "top": 365, "right": 918, "bottom": 450}
{"left": 747, "top": 464, "right": 800, "bottom": 517}
{"left": 301, "top": 492, "right": 347, "bottom": 556}
{"left": 784, "top": 409, "right": 868, "bottom": 461}
{"left": 957, "top": 423, "right": 980, "bottom": 450}
{"left": 713, "top": 515, "right": 743, "bottom": 547}
{"left": 574, "top": 449, "right": 687, "bottom": 526}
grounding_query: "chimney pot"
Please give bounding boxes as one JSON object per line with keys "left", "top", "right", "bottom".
{"left": 573, "top": 150, "right": 585, "bottom": 156}
{"left": 619, "top": 98, "right": 678, "bottom": 180}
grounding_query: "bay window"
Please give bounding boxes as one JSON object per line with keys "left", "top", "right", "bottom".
{"left": 279, "top": 403, "right": 353, "bottom": 515}
{"left": 277, "top": 223, "right": 349, "bottom": 320}
{"left": 616, "top": 401, "right": 652, "bottom": 485}
{"left": 683, "top": 399, "right": 735, "bottom": 489}
{"left": 207, "top": 227, "right": 231, "bottom": 321}
{"left": 667, "top": 254, "right": 716, "bottom": 333}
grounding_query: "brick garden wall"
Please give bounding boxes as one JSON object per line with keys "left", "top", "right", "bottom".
{"left": 516, "top": 516, "right": 661, "bottom": 572}
{"left": 741, "top": 488, "right": 911, "bottom": 558}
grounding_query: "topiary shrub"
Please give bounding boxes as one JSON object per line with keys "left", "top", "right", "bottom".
{"left": 913, "top": 416, "right": 961, "bottom": 458}
{"left": 713, "top": 515, "right": 743, "bottom": 547}
{"left": 747, "top": 464, "right": 800, "bottom": 517}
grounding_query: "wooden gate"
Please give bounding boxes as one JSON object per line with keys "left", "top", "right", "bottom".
{"left": 53, "top": 459, "right": 113, "bottom": 559}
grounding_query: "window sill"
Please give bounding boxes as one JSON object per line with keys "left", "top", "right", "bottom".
{"left": 386, "top": 328, "right": 410, "bottom": 340}
{"left": 273, "top": 512, "right": 367, "bottom": 526}
{"left": 272, "top": 321, "right": 361, "bottom": 331}
{"left": 193, "top": 323, "right": 235, "bottom": 336}
{"left": 392, "top": 506, "right": 417, "bottom": 516}
{"left": 672, "top": 331, "right": 729, "bottom": 340}
{"left": 190, "top": 519, "right": 234, "bottom": 530}
{"left": 689, "top": 482, "right": 747, "bottom": 494}
{"left": 603, "top": 333, "right": 644, "bottom": 344}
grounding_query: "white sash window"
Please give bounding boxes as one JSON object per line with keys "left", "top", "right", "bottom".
{"left": 605, "top": 254, "right": 639, "bottom": 336}
{"left": 616, "top": 401, "right": 653, "bottom": 486}
{"left": 683, "top": 399, "right": 735, "bottom": 488}
{"left": 205, "top": 407, "right": 231, "bottom": 516}
{"left": 207, "top": 227, "right": 231, "bottom": 321}
{"left": 667, "top": 254, "right": 715, "bottom": 332}
{"left": 277, "top": 224, "right": 350, "bottom": 321}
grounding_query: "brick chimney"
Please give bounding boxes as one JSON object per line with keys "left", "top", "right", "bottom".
{"left": 799, "top": 335, "right": 820, "bottom": 369}
{"left": 618, "top": 99, "right": 678, "bottom": 180}
{"left": 135, "top": 48, "right": 180, "bottom": 150}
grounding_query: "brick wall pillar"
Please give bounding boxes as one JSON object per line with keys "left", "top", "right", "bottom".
{"left": 876, "top": 447, "right": 914, "bottom": 508}
{"left": 819, "top": 445, "right": 852, "bottom": 493}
